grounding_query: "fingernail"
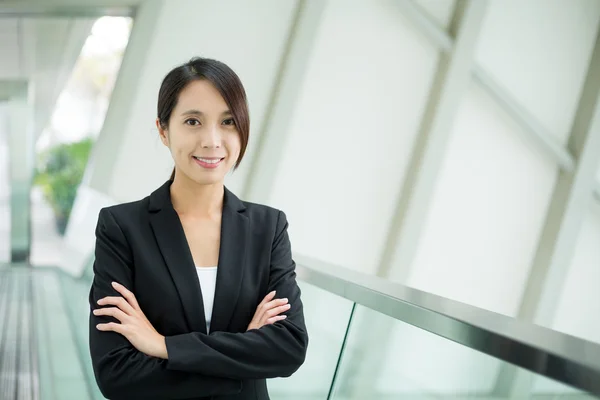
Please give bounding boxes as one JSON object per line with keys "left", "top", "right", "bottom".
{"left": 283, "top": 298, "right": 288, "bottom": 302}
{"left": 93, "top": 309, "right": 98, "bottom": 315}
{"left": 97, "top": 299, "right": 103, "bottom": 305}
{"left": 112, "top": 282, "right": 118, "bottom": 287}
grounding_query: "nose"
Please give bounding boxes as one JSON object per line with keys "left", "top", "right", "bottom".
{"left": 201, "top": 124, "right": 221, "bottom": 148}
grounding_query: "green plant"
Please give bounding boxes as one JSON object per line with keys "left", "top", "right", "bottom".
{"left": 34, "top": 137, "right": 94, "bottom": 235}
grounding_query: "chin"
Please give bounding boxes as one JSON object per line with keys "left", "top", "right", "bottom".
{"left": 178, "top": 164, "right": 230, "bottom": 186}
{"left": 191, "top": 175, "right": 224, "bottom": 186}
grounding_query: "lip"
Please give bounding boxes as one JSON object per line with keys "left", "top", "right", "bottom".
{"left": 193, "top": 156, "right": 224, "bottom": 169}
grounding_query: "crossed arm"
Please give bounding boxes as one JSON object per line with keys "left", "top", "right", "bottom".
{"left": 89, "top": 208, "right": 308, "bottom": 400}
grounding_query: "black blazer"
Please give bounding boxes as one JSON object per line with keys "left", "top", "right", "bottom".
{"left": 88, "top": 180, "right": 309, "bottom": 400}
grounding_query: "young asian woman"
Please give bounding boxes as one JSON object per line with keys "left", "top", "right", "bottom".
{"left": 88, "top": 57, "right": 308, "bottom": 400}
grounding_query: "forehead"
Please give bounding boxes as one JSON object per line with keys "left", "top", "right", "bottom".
{"left": 175, "top": 79, "right": 228, "bottom": 112}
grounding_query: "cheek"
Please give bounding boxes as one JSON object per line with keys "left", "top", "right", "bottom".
{"left": 169, "top": 133, "right": 192, "bottom": 156}
{"left": 228, "top": 135, "right": 242, "bottom": 157}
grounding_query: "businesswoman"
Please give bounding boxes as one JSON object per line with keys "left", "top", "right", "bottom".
{"left": 88, "top": 57, "right": 308, "bottom": 400}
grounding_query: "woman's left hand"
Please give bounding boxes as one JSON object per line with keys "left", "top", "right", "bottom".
{"left": 94, "top": 281, "right": 168, "bottom": 359}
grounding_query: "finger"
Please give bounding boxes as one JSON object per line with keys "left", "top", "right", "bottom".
{"left": 93, "top": 307, "right": 130, "bottom": 323}
{"left": 112, "top": 282, "right": 141, "bottom": 311}
{"left": 97, "top": 296, "right": 136, "bottom": 316}
{"left": 258, "top": 291, "right": 277, "bottom": 308}
{"left": 265, "top": 315, "right": 287, "bottom": 325}
{"left": 96, "top": 322, "right": 127, "bottom": 335}
{"left": 265, "top": 303, "right": 291, "bottom": 318}
{"left": 254, "top": 292, "right": 278, "bottom": 320}
{"left": 264, "top": 297, "right": 288, "bottom": 310}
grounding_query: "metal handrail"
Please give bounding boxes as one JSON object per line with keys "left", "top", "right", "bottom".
{"left": 294, "top": 255, "right": 600, "bottom": 397}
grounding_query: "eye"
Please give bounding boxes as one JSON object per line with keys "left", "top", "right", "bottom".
{"left": 185, "top": 118, "right": 200, "bottom": 126}
{"left": 222, "top": 118, "right": 236, "bottom": 126}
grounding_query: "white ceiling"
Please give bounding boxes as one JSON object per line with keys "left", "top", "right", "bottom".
{"left": 0, "top": 0, "right": 138, "bottom": 17}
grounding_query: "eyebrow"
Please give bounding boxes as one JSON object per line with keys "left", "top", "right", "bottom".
{"left": 181, "top": 109, "right": 232, "bottom": 117}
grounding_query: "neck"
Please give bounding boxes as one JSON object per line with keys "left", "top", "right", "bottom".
{"left": 169, "top": 174, "right": 224, "bottom": 219}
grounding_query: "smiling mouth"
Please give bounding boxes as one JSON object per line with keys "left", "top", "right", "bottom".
{"left": 192, "top": 156, "right": 225, "bottom": 169}
{"left": 192, "top": 156, "right": 224, "bottom": 164}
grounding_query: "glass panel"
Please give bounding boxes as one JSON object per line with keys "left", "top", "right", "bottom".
{"left": 59, "top": 272, "right": 105, "bottom": 400}
{"left": 32, "top": 269, "right": 91, "bottom": 400}
{"left": 268, "top": 281, "right": 354, "bottom": 400}
{"left": 533, "top": 375, "right": 596, "bottom": 400}
{"left": 330, "top": 305, "right": 596, "bottom": 399}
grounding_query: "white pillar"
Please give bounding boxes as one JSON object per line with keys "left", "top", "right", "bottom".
{"left": 3, "top": 83, "right": 34, "bottom": 263}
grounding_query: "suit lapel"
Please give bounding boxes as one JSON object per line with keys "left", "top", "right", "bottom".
{"left": 148, "top": 181, "right": 207, "bottom": 334}
{"left": 210, "top": 188, "right": 248, "bottom": 333}
{"left": 148, "top": 181, "right": 248, "bottom": 334}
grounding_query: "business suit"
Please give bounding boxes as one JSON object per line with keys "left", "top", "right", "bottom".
{"left": 88, "top": 180, "right": 308, "bottom": 400}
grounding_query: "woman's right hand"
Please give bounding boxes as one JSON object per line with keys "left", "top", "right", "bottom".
{"left": 246, "top": 291, "right": 291, "bottom": 331}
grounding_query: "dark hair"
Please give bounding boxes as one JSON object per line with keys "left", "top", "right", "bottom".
{"left": 157, "top": 57, "right": 250, "bottom": 180}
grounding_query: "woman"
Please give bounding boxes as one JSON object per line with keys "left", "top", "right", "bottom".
{"left": 88, "top": 57, "right": 308, "bottom": 400}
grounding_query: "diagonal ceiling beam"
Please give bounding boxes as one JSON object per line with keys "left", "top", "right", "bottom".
{"left": 242, "top": 0, "right": 328, "bottom": 203}
{"left": 397, "top": 0, "right": 578, "bottom": 173}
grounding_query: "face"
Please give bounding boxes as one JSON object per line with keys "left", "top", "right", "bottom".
{"left": 157, "top": 79, "right": 241, "bottom": 186}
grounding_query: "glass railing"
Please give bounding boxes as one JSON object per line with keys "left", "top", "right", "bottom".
{"left": 267, "top": 255, "right": 600, "bottom": 399}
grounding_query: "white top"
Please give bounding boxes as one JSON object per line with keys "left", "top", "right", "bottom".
{"left": 195, "top": 266, "right": 218, "bottom": 333}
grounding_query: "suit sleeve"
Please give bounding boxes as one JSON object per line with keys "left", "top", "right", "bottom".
{"left": 165, "top": 210, "right": 309, "bottom": 380}
{"left": 89, "top": 208, "right": 242, "bottom": 400}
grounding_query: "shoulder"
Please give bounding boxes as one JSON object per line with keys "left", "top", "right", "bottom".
{"left": 239, "top": 199, "right": 289, "bottom": 234}
{"left": 97, "top": 196, "right": 149, "bottom": 230}
{"left": 241, "top": 199, "right": 280, "bottom": 219}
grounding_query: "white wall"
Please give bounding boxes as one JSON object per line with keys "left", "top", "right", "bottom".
{"left": 475, "top": 0, "right": 599, "bottom": 144}
{"left": 269, "top": 0, "right": 439, "bottom": 275}
{"left": 552, "top": 201, "right": 600, "bottom": 343}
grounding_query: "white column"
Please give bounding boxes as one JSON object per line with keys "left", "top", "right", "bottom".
{"left": 4, "top": 83, "right": 34, "bottom": 263}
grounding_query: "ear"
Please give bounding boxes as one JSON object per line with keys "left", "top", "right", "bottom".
{"left": 156, "top": 118, "right": 169, "bottom": 146}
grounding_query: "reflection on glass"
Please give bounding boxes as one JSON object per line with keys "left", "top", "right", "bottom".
{"left": 330, "top": 305, "right": 595, "bottom": 399}
{"left": 268, "top": 281, "right": 354, "bottom": 400}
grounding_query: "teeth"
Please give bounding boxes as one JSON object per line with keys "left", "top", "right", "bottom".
{"left": 195, "top": 157, "right": 221, "bottom": 164}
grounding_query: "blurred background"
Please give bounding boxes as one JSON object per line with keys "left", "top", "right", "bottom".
{"left": 1, "top": 0, "right": 599, "bottom": 399}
